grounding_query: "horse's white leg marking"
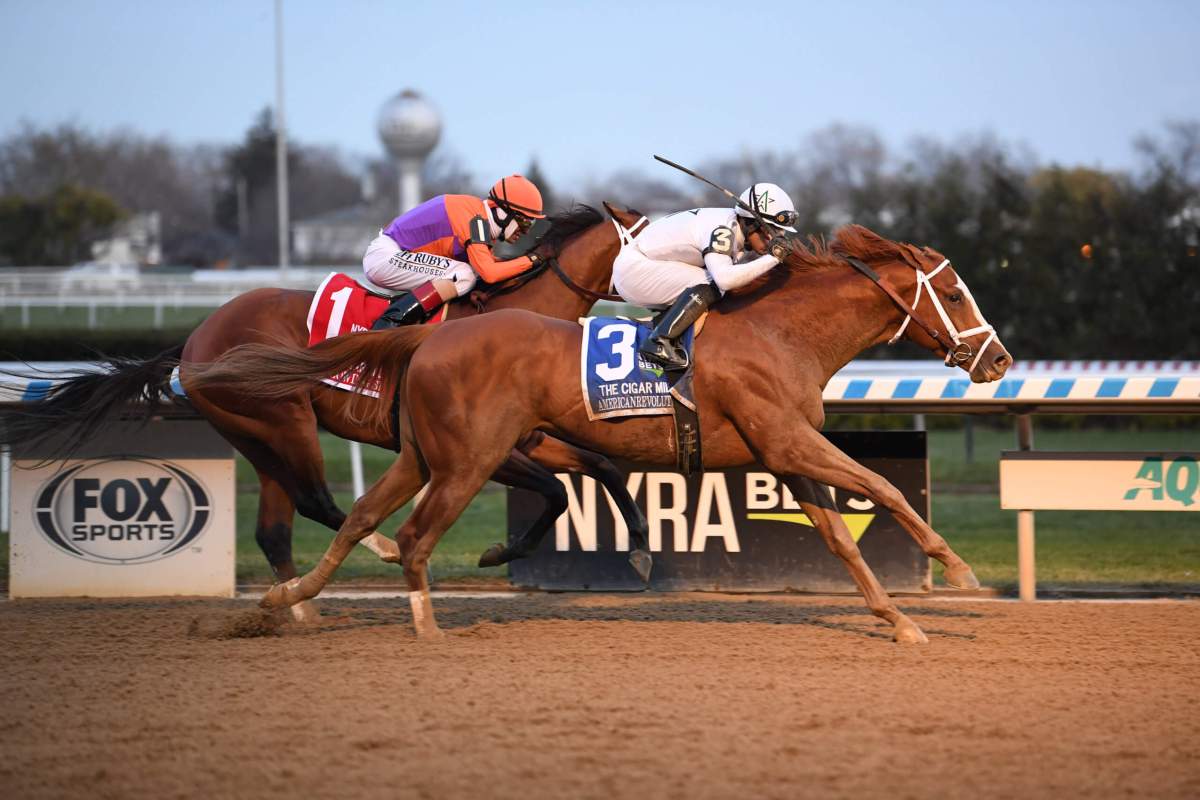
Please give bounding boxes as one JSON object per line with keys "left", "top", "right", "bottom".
{"left": 290, "top": 599, "right": 321, "bottom": 622}
{"left": 408, "top": 588, "right": 442, "bottom": 639}
{"left": 360, "top": 532, "right": 402, "bottom": 562}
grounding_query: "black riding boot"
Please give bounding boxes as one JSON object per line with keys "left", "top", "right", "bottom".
{"left": 370, "top": 292, "right": 427, "bottom": 330}
{"left": 370, "top": 281, "right": 446, "bottom": 330}
{"left": 638, "top": 283, "right": 720, "bottom": 371}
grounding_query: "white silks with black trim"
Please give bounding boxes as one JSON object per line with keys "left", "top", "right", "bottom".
{"left": 611, "top": 208, "right": 783, "bottom": 308}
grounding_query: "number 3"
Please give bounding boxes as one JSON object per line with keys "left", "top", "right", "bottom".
{"left": 596, "top": 324, "right": 636, "bottom": 381}
{"left": 709, "top": 227, "right": 733, "bottom": 255}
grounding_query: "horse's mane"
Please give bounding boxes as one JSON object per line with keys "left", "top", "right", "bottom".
{"left": 539, "top": 204, "right": 603, "bottom": 252}
{"left": 784, "top": 224, "right": 931, "bottom": 273}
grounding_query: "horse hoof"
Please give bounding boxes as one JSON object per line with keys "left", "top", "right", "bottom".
{"left": 893, "top": 616, "right": 929, "bottom": 645}
{"left": 416, "top": 626, "right": 445, "bottom": 641}
{"left": 944, "top": 563, "right": 981, "bottom": 590}
{"left": 478, "top": 543, "right": 506, "bottom": 568}
{"left": 362, "top": 532, "right": 403, "bottom": 564}
{"left": 289, "top": 599, "right": 321, "bottom": 623}
{"left": 628, "top": 549, "right": 653, "bottom": 584}
{"left": 260, "top": 578, "right": 299, "bottom": 610}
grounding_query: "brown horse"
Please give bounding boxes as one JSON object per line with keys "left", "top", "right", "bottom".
{"left": 2, "top": 204, "right": 655, "bottom": 619}
{"left": 190, "top": 224, "right": 1013, "bottom": 644}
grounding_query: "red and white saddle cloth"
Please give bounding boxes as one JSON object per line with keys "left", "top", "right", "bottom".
{"left": 306, "top": 272, "right": 449, "bottom": 396}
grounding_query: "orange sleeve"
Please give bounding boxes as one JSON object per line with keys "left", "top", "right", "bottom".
{"left": 444, "top": 194, "right": 534, "bottom": 283}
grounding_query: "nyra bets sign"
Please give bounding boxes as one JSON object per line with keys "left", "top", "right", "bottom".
{"left": 507, "top": 432, "right": 930, "bottom": 593}
{"left": 10, "top": 456, "right": 235, "bottom": 598}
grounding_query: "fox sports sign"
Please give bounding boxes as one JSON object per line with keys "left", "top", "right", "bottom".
{"left": 33, "top": 458, "right": 213, "bottom": 565}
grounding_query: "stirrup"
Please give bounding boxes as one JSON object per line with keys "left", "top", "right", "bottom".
{"left": 640, "top": 337, "right": 689, "bottom": 371}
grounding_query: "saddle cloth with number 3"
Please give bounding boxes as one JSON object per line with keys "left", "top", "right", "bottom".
{"left": 580, "top": 316, "right": 695, "bottom": 421}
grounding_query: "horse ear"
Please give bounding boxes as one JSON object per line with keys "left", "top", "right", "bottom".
{"left": 603, "top": 201, "right": 645, "bottom": 231}
{"left": 602, "top": 201, "right": 626, "bottom": 218}
{"left": 898, "top": 244, "right": 926, "bottom": 269}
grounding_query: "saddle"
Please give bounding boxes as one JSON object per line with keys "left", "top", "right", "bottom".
{"left": 305, "top": 272, "right": 449, "bottom": 399}
{"left": 579, "top": 315, "right": 706, "bottom": 475}
{"left": 307, "top": 272, "right": 448, "bottom": 348}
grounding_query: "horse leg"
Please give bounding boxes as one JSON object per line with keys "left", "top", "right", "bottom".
{"left": 251, "top": 470, "right": 320, "bottom": 623}
{"left": 259, "top": 445, "right": 426, "bottom": 611}
{"left": 510, "top": 432, "right": 653, "bottom": 583}
{"left": 759, "top": 425, "right": 979, "bottom": 590}
{"left": 196, "top": 421, "right": 324, "bottom": 623}
{"left": 395, "top": 470, "right": 495, "bottom": 640}
{"left": 478, "top": 448, "right": 567, "bottom": 568}
{"left": 783, "top": 476, "right": 928, "bottom": 644}
{"left": 264, "top": 409, "right": 402, "bottom": 566}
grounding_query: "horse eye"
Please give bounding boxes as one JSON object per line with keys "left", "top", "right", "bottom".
{"left": 948, "top": 292, "right": 963, "bottom": 304}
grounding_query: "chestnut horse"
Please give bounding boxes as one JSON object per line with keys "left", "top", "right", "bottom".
{"left": 2, "top": 204, "right": 654, "bottom": 620}
{"left": 190, "top": 224, "right": 1013, "bottom": 643}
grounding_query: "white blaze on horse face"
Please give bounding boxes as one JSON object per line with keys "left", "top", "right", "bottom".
{"left": 948, "top": 270, "right": 1006, "bottom": 376}
{"left": 950, "top": 277, "right": 988, "bottom": 335}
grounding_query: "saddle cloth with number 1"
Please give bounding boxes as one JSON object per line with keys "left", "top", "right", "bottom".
{"left": 305, "top": 272, "right": 449, "bottom": 395}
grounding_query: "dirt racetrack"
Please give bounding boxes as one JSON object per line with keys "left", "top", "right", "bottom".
{"left": 1, "top": 592, "right": 1198, "bottom": 799}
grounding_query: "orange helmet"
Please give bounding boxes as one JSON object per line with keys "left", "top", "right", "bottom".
{"left": 488, "top": 174, "right": 546, "bottom": 220}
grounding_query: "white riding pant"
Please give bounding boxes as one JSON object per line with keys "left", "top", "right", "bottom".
{"left": 362, "top": 233, "right": 476, "bottom": 297}
{"left": 612, "top": 246, "right": 711, "bottom": 309}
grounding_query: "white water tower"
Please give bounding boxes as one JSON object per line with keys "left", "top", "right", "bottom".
{"left": 377, "top": 89, "right": 442, "bottom": 214}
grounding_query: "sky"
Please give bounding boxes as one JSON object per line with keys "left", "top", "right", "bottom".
{"left": 2, "top": 0, "right": 1199, "bottom": 193}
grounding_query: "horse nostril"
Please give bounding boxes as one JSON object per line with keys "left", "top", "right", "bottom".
{"left": 994, "top": 353, "right": 1011, "bottom": 370}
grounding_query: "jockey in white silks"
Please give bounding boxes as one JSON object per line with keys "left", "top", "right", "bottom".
{"left": 612, "top": 183, "right": 798, "bottom": 371}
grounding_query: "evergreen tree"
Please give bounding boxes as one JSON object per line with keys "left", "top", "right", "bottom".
{"left": 0, "top": 184, "right": 124, "bottom": 266}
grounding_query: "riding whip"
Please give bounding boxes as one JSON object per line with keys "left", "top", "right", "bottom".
{"left": 653, "top": 154, "right": 775, "bottom": 232}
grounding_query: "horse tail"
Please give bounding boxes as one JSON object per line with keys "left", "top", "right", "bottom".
{"left": 184, "top": 327, "right": 436, "bottom": 430}
{"left": 0, "top": 345, "right": 183, "bottom": 460}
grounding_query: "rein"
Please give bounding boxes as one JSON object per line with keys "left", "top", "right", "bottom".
{"left": 541, "top": 215, "right": 648, "bottom": 304}
{"left": 471, "top": 216, "right": 646, "bottom": 310}
{"left": 546, "top": 258, "right": 624, "bottom": 303}
{"left": 468, "top": 262, "right": 551, "bottom": 311}
{"left": 840, "top": 255, "right": 994, "bottom": 369}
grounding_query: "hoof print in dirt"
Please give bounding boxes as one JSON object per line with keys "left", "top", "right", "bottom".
{"left": 188, "top": 610, "right": 286, "bottom": 639}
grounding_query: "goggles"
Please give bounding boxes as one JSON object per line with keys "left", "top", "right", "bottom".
{"left": 767, "top": 209, "right": 798, "bottom": 228}
{"left": 490, "top": 196, "right": 538, "bottom": 235}
{"left": 743, "top": 208, "right": 798, "bottom": 229}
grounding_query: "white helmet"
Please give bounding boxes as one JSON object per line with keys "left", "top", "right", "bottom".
{"left": 735, "top": 183, "right": 797, "bottom": 233}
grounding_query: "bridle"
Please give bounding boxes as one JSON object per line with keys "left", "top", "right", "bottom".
{"left": 840, "top": 254, "right": 996, "bottom": 372}
{"left": 536, "top": 216, "right": 649, "bottom": 304}
{"left": 469, "top": 215, "right": 643, "bottom": 310}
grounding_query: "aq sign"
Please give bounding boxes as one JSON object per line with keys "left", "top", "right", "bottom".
{"left": 507, "top": 431, "right": 930, "bottom": 592}
{"left": 1001, "top": 451, "right": 1200, "bottom": 511}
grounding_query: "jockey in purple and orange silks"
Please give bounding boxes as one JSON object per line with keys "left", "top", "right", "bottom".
{"left": 363, "top": 174, "right": 547, "bottom": 329}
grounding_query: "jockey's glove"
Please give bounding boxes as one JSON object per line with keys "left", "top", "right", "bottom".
{"left": 768, "top": 236, "right": 793, "bottom": 261}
